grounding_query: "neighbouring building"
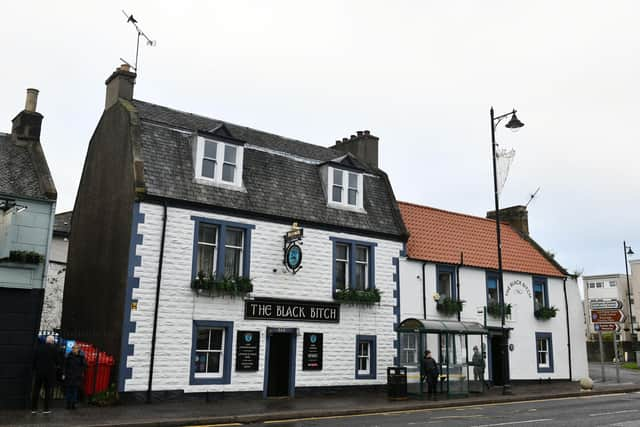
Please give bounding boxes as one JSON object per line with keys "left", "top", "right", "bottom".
{"left": 0, "top": 89, "right": 57, "bottom": 409}
{"left": 582, "top": 274, "right": 634, "bottom": 342}
{"left": 62, "top": 65, "right": 408, "bottom": 399}
{"left": 397, "top": 202, "right": 587, "bottom": 395}
{"left": 40, "top": 211, "right": 71, "bottom": 330}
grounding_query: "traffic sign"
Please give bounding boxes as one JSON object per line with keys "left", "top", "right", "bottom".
{"left": 594, "top": 323, "right": 620, "bottom": 332}
{"left": 590, "top": 299, "right": 623, "bottom": 310}
{"left": 591, "top": 309, "right": 625, "bottom": 323}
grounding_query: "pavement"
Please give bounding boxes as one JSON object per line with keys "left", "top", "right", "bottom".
{"left": 3, "top": 364, "right": 640, "bottom": 427}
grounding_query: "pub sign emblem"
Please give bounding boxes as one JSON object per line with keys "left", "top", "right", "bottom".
{"left": 283, "top": 222, "right": 303, "bottom": 274}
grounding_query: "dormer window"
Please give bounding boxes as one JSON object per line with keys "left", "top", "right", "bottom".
{"left": 328, "top": 167, "right": 363, "bottom": 209}
{"left": 195, "top": 136, "right": 243, "bottom": 188}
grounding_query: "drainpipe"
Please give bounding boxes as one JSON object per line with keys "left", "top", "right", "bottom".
{"left": 422, "top": 262, "right": 427, "bottom": 319}
{"left": 147, "top": 201, "right": 168, "bottom": 403}
{"left": 563, "top": 277, "right": 573, "bottom": 381}
{"left": 457, "top": 252, "right": 463, "bottom": 322}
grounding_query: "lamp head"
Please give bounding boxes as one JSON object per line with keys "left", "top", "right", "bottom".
{"left": 505, "top": 110, "right": 524, "bottom": 131}
{"left": 628, "top": 247, "right": 635, "bottom": 256}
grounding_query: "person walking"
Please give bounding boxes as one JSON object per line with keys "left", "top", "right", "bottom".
{"left": 64, "top": 344, "right": 86, "bottom": 410}
{"left": 472, "top": 345, "right": 487, "bottom": 389}
{"left": 31, "top": 335, "right": 59, "bottom": 414}
{"left": 422, "top": 350, "right": 439, "bottom": 400}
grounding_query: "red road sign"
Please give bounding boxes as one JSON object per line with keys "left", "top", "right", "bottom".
{"left": 591, "top": 309, "right": 625, "bottom": 323}
{"left": 594, "top": 323, "right": 620, "bottom": 332}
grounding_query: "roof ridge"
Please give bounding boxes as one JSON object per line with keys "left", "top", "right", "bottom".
{"left": 398, "top": 200, "right": 504, "bottom": 226}
{"left": 132, "top": 99, "right": 342, "bottom": 156}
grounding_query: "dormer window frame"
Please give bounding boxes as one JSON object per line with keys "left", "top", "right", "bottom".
{"left": 195, "top": 135, "right": 244, "bottom": 188}
{"left": 327, "top": 166, "right": 364, "bottom": 210}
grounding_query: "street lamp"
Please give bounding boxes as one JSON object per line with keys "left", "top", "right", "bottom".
{"left": 624, "top": 242, "right": 635, "bottom": 339}
{"left": 490, "top": 107, "right": 524, "bottom": 396}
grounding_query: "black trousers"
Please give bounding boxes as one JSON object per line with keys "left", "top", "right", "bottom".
{"left": 31, "top": 374, "right": 53, "bottom": 411}
{"left": 426, "top": 376, "right": 438, "bottom": 395}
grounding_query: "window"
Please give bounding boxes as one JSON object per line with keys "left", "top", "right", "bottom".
{"left": 535, "top": 332, "right": 554, "bottom": 373}
{"left": 331, "top": 238, "right": 376, "bottom": 293}
{"left": 533, "top": 277, "right": 549, "bottom": 311}
{"left": 190, "top": 320, "right": 233, "bottom": 384}
{"left": 609, "top": 281, "right": 617, "bottom": 288}
{"left": 191, "top": 217, "right": 254, "bottom": 281}
{"left": 355, "top": 335, "right": 376, "bottom": 379}
{"left": 400, "top": 333, "right": 418, "bottom": 365}
{"left": 588, "top": 283, "right": 595, "bottom": 289}
{"left": 436, "top": 265, "right": 456, "bottom": 300}
{"left": 486, "top": 272, "right": 500, "bottom": 304}
{"left": 195, "top": 137, "right": 243, "bottom": 187}
{"left": 596, "top": 282, "right": 604, "bottom": 288}
{"left": 328, "top": 167, "right": 363, "bottom": 209}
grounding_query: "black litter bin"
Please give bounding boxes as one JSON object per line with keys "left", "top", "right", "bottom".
{"left": 387, "top": 366, "right": 408, "bottom": 400}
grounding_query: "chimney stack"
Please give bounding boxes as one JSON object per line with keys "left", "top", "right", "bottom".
{"left": 487, "top": 205, "right": 529, "bottom": 236}
{"left": 12, "top": 88, "right": 43, "bottom": 142}
{"left": 331, "top": 129, "right": 379, "bottom": 168}
{"left": 105, "top": 64, "right": 136, "bottom": 109}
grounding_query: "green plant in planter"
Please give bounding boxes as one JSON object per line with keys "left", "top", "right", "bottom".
{"left": 8, "top": 250, "right": 43, "bottom": 264}
{"left": 436, "top": 297, "right": 464, "bottom": 315}
{"left": 191, "top": 272, "right": 253, "bottom": 297}
{"left": 89, "top": 383, "right": 119, "bottom": 406}
{"left": 486, "top": 301, "right": 512, "bottom": 318}
{"left": 334, "top": 288, "right": 381, "bottom": 305}
{"left": 534, "top": 305, "right": 558, "bottom": 320}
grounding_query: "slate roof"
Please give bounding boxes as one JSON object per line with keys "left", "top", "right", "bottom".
{"left": 0, "top": 132, "right": 52, "bottom": 200}
{"left": 131, "top": 100, "right": 407, "bottom": 240}
{"left": 54, "top": 211, "right": 72, "bottom": 236}
{"left": 398, "top": 201, "right": 566, "bottom": 278}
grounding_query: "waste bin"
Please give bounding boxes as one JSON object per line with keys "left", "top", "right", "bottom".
{"left": 387, "top": 366, "right": 408, "bottom": 400}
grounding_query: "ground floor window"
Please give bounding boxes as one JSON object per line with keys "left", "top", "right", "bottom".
{"left": 190, "top": 320, "right": 233, "bottom": 384}
{"left": 355, "top": 335, "right": 376, "bottom": 379}
{"left": 400, "top": 333, "right": 418, "bottom": 365}
{"left": 535, "top": 332, "right": 554, "bottom": 373}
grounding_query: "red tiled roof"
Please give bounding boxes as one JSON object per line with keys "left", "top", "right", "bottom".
{"left": 398, "top": 201, "right": 565, "bottom": 278}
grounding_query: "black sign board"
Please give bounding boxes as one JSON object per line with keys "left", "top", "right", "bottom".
{"left": 303, "top": 333, "right": 323, "bottom": 370}
{"left": 236, "top": 331, "right": 259, "bottom": 371}
{"left": 245, "top": 298, "right": 340, "bottom": 323}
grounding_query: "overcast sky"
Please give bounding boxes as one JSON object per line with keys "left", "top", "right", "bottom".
{"left": 2, "top": 1, "right": 639, "bottom": 276}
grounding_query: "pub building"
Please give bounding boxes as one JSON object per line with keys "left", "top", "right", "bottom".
{"left": 61, "top": 66, "right": 408, "bottom": 399}
{"left": 396, "top": 202, "right": 589, "bottom": 397}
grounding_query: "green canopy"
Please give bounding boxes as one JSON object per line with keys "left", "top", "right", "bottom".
{"left": 397, "top": 318, "right": 488, "bottom": 335}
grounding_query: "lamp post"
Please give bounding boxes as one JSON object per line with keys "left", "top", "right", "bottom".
{"left": 490, "top": 107, "right": 524, "bottom": 395}
{"left": 624, "top": 242, "right": 635, "bottom": 341}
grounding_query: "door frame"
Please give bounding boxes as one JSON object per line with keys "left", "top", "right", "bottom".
{"left": 263, "top": 327, "right": 297, "bottom": 398}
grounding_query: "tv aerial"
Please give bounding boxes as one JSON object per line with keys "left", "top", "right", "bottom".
{"left": 121, "top": 10, "right": 156, "bottom": 74}
{"left": 525, "top": 187, "right": 540, "bottom": 208}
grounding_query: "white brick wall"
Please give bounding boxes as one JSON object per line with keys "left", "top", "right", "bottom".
{"left": 124, "top": 202, "right": 402, "bottom": 393}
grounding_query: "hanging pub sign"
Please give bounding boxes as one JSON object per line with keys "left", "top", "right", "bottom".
{"left": 236, "top": 331, "right": 259, "bottom": 371}
{"left": 283, "top": 222, "right": 303, "bottom": 274}
{"left": 303, "top": 333, "right": 323, "bottom": 371}
{"left": 245, "top": 298, "right": 340, "bottom": 323}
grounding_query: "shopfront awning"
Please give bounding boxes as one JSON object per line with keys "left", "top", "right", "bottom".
{"left": 397, "top": 318, "right": 488, "bottom": 335}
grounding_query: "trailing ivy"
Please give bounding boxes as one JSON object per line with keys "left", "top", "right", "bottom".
{"left": 486, "top": 301, "right": 512, "bottom": 318}
{"left": 436, "top": 297, "right": 464, "bottom": 316}
{"left": 192, "top": 272, "right": 253, "bottom": 297}
{"left": 5, "top": 250, "right": 44, "bottom": 264}
{"left": 334, "top": 288, "right": 381, "bottom": 305}
{"left": 534, "top": 305, "right": 558, "bottom": 320}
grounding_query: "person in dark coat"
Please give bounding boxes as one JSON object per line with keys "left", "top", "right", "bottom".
{"left": 422, "top": 350, "right": 439, "bottom": 400}
{"left": 63, "top": 344, "right": 86, "bottom": 409}
{"left": 31, "top": 335, "right": 59, "bottom": 414}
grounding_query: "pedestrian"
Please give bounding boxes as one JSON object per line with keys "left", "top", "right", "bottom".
{"left": 422, "top": 350, "right": 439, "bottom": 400}
{"left": 64, "top": 344, "right": 86, "bottom": 410}
{"left": 31, "top": 335, "right": 59, "bottom": 414}
{"left": 472, "top": 345, "right": 487, "bottom": 388}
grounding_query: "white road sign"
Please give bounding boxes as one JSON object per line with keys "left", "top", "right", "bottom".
{"left": 590, "top": 299, "right": 623, "bottom": 310}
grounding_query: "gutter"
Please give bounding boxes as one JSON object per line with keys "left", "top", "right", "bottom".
{"left": 147, "top": 201, "right": 168, "bottom": 403}
{"left": 563, "top": 277, "right": 573, "bottom": 380}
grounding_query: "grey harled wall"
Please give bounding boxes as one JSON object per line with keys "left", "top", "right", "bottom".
{"left": 61, "top": 101, "right": 137, "bottom": 362}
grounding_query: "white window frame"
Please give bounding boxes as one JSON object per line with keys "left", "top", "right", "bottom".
{"left": 536, "top": 337, "right": 550, "bottom": 369}
{"left": 327, "top": 167, "right": 363, "bottom": 209}
{"left": 194, "top": 327, "right": 225, "bottom": 379}
{"left": 195, "top": 136, "right": 244, "bottom": 187}
{"left": 223, "top": 228, "right": 244, "bottom": 278}
{"left": 400, "top": 333, "right": 417, "bottom": 365}
{"left": 335, "top": 243, "right": 350, "bottom": 290}
{"left": 354, "top": 245, "right": 369, "bottom": 291}
{"left": 196, "top": 223, "right": 218, "bottom": 279}
{"left": 357, "top": 341, "right": 370, "bottom": 375}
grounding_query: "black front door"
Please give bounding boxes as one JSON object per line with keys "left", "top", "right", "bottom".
{"left": 491, "top": 335, "right": 508, "bottom": 386}
{"left": 267, "top": 333, "right": 292, "bottom": 397}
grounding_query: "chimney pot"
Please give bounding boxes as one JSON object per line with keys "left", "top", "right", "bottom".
{"left": 330, "top": 130, "right": 380, "bottom": 168}
{"left": 119, "top": 63, "right": 131, "bottom": 72}
{"left": 25, "top": 88, "right": 39, "bottom": 112}
{"left": 357, "top": 131, "right": 363, "bottom": 137}
{"left": 350, "top": 134, "right": 356, "bottom": 139}
{"left": 342, "top": 137, "right": 348, "bottom": 142}
{"left": 364, "top": 130, "right": 370, "bottom": 135}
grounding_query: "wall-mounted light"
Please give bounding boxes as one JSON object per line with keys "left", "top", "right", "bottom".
{"left": 0, "top": 198, "right": 28, "bottom": 213}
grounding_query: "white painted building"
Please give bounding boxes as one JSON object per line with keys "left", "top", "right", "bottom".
{"left": 396, "top": 202, "right": 587, "bottom": 392}
{"left": 40, "top": 211, "right": 71, "bottom": 330}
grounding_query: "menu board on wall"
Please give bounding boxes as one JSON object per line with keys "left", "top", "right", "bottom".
{"left": 236, "top": 331, "right": 259, "bottom": 371}
{"left": 302, "top": 332, "right": 323, "bottom": 371}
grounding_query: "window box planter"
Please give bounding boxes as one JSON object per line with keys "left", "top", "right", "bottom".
{"left": 191, "top": 273, "right": 253, "bottom": 297}
{"left": 534, "top": 306, "right": 558, "bottom": 320}
{"left": 487, "top": 301, "right": 512, "bottom": 318}
{"left": 2, "top": 250, "right": 44, "bottom": 264}
{"left": 436, "top": 297, "right": 464, "bottom": 316}
{"left": 334, "top": 288, "right": 381, "bottom": 305}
